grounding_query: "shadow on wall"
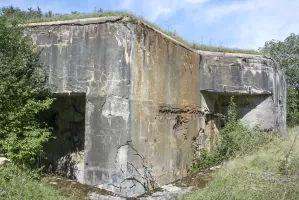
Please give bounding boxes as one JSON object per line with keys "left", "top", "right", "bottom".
{"left": 39, "top": 94, "right": 86, "bottom": 180}
{"left": 203, "top": 92, "right": 272, "bottom": 130}
{"left": 217, "top": 94, "right": 270, "bottom": 119}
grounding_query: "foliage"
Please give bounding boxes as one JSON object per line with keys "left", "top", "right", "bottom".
{"left": 0, "top": 15, "right": 53, "bottom": 166}
{"left": 260, "top": 33, "right": 299, "bottom": 126}
{"left": 0, "top": 6, "right": 46, "bottom": 22}
{"left": 0, "top": 164, "right": 72, "bottom": 200}
{"left": 0, "top": 5, "right": 260, "bottom": 55}
{"left": 182, "top": 128, "right": 299, "bottom": 200}
{"left": 191, "top": 96, "right": 275, "bottom": 171}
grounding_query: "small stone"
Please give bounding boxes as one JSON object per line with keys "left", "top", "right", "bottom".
{"left": 0, "top": 189, "right": 7, "bottom": 197}
{"left": 88, "top": 192, "right": 125, "bottom": 200}
{"left": 0, "top": 157, "right": 10, "bottom": 166}
{"left": 210, "top": 165, "right": 221, "bottom": 171}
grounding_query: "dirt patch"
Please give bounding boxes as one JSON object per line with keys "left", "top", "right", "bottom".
{"left": 131, "top": 167, "right": 217, "bottom": 199}
{"left": 174, "top": 168, "right": 217, "bottom": 189}
{"left": 43, "top": 167, "right": 217, "bottom": 199}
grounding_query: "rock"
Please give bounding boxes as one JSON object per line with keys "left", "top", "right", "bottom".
{"left": 209, "top": 165, "right": 221, "bottom": 171}
{"left": 139, "top": 184, "right": 194, "bottom": 200}
{"left": 88, "top": 192, "right": 125, "bottom": 200}
{"left": 0, "top": 157, "right": 10, "bottom": 166}
{"left": 0, "top": 188, "right": 7, "bottom": 197}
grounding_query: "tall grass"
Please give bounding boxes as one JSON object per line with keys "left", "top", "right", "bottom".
{"left": 191, "top": 96, "right": 276, "bottom": 172}
{"left": 181, "top": 128, "right": 299, "bottom": 200}
{"left": 0, "top": 164, "right": 72, "bottom": 200}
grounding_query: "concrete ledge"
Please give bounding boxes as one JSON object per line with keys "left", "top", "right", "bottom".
{"left": 26, "top": 16, "right": 130, "bottom": 26}
{"left": 197, "top": 50, "right": 266, "bottom": 59}
{"left": 26, "top": 16, "right": 196, "bottom": 52}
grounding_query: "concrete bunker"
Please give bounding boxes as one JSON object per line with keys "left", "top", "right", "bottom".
{"left": 28, "top": 17, "right": 287, "bottom": 197}
{"left": 41, "top": 94, "right": 86, "bottom": 182}
{"left": 199, "top": 50, "right": 286, "bottom": 138}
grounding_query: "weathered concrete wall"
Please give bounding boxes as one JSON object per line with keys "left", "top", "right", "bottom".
{"left": 29, "top": 17, "right": 203, "bottom": 197}
{"left": 28, "top": 17, "right": 287, "bottom": 197}
{"left": 198, "top": 51, "right": 286, "bottom": 133}
{"left": 127, "top": 24, "right": 203, "bottom": 194}
{"left": 198, "top": 51, "right": 274, "bottom": 94}
{"left": 29, "top": 17, "right": 135, "bottom": 196}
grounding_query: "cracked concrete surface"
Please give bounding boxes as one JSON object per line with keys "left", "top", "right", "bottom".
{"left": 28, "top": 17, "right": 286, "bottom": 197}
{"left": 199, "top": 50, "right": 286, "bottom": 133}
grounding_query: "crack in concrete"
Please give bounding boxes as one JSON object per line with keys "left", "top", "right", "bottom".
{"left": 115, "top": 141, "right": 158, "bottom": 193}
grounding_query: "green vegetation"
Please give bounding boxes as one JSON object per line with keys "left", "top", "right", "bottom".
{"left": 0, "top": 5, "right": 296, "bottom": 200}
{"left": 0, "top": 164, "right": 120, "bottom": 199}
{"left": 0, "top": 5, "right": 260, "bottom": 55}
{"left": 191, "top": 43, "right": 260, "bottom": 55}
{"left": 0, "top": 164, "right": 72, "bottom": 200}
{"left": 181, "top": 128, "right": 299, "bottom": 200}
{"left": 261, "top": 34, "right": 299, "bottom": 127}
{"left": 191, "top": 96, "right": 276, "bottom": 172}
{"left": 0, "top": 14, "right": 53, "bottom": 165}
{"left": 183, "top": 97, "right": 299, "bottom": 199}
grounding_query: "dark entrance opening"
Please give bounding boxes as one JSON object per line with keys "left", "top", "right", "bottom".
{"left": 41, "top": 94, "right": 86, "bottom": 181}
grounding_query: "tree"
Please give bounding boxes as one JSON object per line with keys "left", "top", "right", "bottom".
{"left": 0, "top": 15, "right": 53, "bottom": 166}
{"left": 260, "top": 33, "right": 299, "bottom": 126}
{"left": 0, "top": 6, "right": 52, "bottom": 22}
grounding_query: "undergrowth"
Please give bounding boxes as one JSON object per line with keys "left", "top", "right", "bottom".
{"left": 0, "top": 164, "right": 72, "bottom": 200}
{"left": 181, "top": 128, "right": 299, "bottom": 200}
{"left": 191, "top": 96, "right": 277, "bottom": 172}
{"left": 182, "top": 97, "right": 298, "bottom": 200}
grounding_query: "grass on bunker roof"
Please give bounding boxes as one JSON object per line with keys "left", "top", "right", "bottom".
{"left": 25, "top": 10, "right": 261, "bottom": 55}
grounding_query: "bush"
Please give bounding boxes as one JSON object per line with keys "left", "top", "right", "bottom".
{"left": 191, "top": 96, "right": 275, "bottom": 171}
{"left": 0, "top": 15, "right": 53, "bottom": 166}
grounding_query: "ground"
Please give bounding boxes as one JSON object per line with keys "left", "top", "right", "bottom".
{"left": 1, "top": 128, "right": 298, "bottom": 199}
{"left": 181, "top": 127, "right": 299, "bottom": 200}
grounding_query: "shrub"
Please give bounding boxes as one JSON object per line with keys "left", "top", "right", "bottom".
{"left": 0, "top": 15, "right": 53, "bottom": 166}
{"left": 191, "top": 96, "right": 275, "bottom": 171}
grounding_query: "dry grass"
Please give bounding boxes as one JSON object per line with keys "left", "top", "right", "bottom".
{"left": 181, "top": 128, "right": 299, "bottom": 200}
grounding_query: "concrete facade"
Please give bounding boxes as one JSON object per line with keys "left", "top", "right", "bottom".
{"left": 28, "top": 17, "right": 286, "bottom": 197}
{"left": 199, "top": 51, "right": 286, "bottom": 133}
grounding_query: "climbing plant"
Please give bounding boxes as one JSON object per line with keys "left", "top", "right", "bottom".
{"left": 0, "top": 15, "right": 53, "bottom": 166}
{"left": 260, "top": 33, "right": 299, "bottom": 126}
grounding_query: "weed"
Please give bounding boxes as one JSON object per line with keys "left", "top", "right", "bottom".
{"left": 191, "top": 96, "right": 276, "bottom": 172}
{"left": 0, "top": 164, "right": 73, "bottom": 200}
{"left": 181, "top": 129, "right": 299, "bottom": 200}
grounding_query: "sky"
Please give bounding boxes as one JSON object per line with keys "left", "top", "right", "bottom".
{"left": 1, "top": 0, "right": 299, "bottom": 50}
